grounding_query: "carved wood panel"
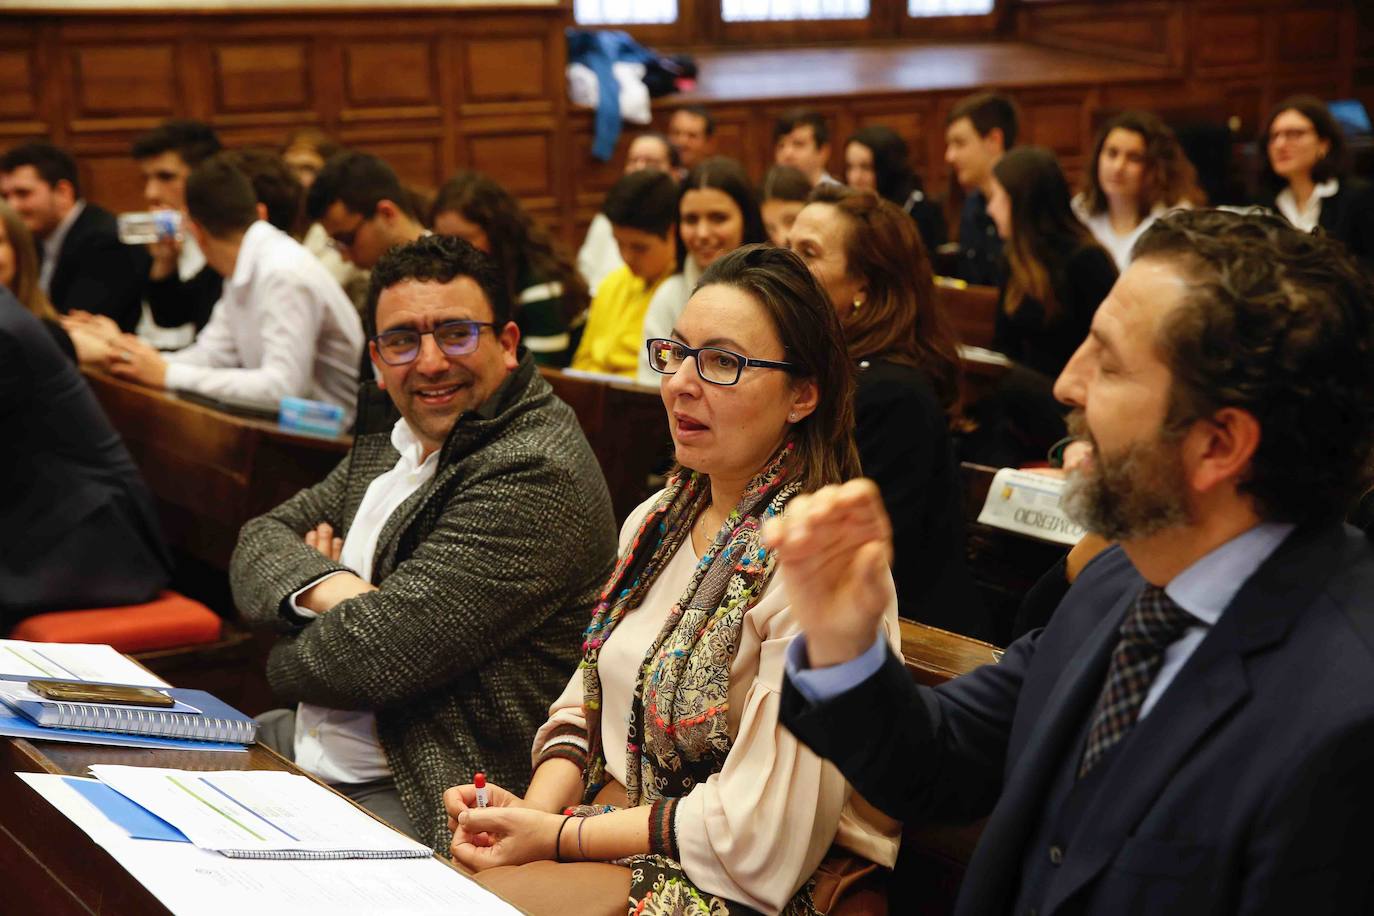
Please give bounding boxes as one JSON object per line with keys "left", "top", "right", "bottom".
{"left": 69, "top": 44, "right": 179, "bottom": 120}
{"left": 465, "top": 38, "right": 546, "bottom": 102}
{"left": 212, "top": 42, "right": 310, "bottom": 116}
{"left": 343, "top": 40, "right": 438, "bottom": 113}
{"left": 0, "top": 48, "right": 36, "bottom": 122}
{"left": 467, "top": 132, "right": 552, "bottom": 198}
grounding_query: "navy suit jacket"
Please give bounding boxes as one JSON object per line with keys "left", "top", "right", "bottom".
{"left": 47, "top": 202, "right": 150, "bottom": 333}
{"left": 781, "top": 523, "right": 1374, "bottom": 914}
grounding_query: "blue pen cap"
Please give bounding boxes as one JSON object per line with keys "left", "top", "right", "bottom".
{"left": 279, "top": 396, "right": 345, "bottom": 438}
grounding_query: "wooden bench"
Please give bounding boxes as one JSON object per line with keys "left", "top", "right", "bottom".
{"left": 540, "top": 368, "right": 672, "bottom": 524}
{"left": 937, "top": 281, "right": 999, "bottom": 352}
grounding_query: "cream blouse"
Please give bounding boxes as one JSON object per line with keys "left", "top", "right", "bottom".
{"left": 532, "top": 493, "right": 903, "bottom": 914}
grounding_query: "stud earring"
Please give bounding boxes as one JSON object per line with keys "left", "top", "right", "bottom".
{"left": 852, "top": 298, "right": 864, "bottom": 314}
{"left": 788, "top": 412, "right": 798, "bottom": 422}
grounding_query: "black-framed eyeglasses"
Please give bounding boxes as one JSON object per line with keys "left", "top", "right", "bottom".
{"left": 645, "top": 338, "right": 798, "bottom": 387}
{"left": 371, "top": 320, "right": 501, "bottom": 365}
{"left": 326, "top": 207, "right": 375, "bottom": 252}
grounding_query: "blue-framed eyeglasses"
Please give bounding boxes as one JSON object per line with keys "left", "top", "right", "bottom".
{"left": 371, "top": 320, "right": 500, "bottom": 365}
{"left": 645, "top": 338, "right": 798, "bottom": 386}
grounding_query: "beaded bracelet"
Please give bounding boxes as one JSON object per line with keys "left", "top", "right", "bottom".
{"left": 554, "top": 815, "right": 573, "bottom": 863}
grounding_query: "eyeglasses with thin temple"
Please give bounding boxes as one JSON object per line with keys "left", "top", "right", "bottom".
{"left": 372, "top": 320, "right": 501, "bottom": 366}
{"left": 644, "top": 338, "right": 798, "bottom": 387}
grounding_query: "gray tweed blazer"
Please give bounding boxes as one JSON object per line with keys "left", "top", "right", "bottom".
{"left": 230, "top": 355, "right": 617, "bottom": 850}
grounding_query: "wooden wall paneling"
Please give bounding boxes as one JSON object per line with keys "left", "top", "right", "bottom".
{"left": 340, "top": 37, "right": 442, "bottom": 122}
{"left": 464, "top": 37, "right": 547, "bottom": 104}
{"left": 75, "top": 150, "right": 148, "bottom": 216}
{"left": 66, "top": 41, "right": 182, "bottom": 133}
{"left": 1020, "top": 90, "right": 1093, "bottom": 175}
{"left": 210, "top": 40, "right": 313, "bottom": 125}
{"left": 1192, "top": 8, "right": 1266, "bottom": 74}
{"left": 1016, "top": 1, "right": 1183, "bottom": 71}
{"left": 464, "top": 128, "right": 556, "bottom": 206}
{"left": 854, "top": 101, "right": 941, "bottom": 180}
{"left": 0, "top": 41, "right": 46, "bottom": 140}
{"left": 339, "top": 128, "right": 445, "bottom": 194}
{"left": 1269, "top": 8, "right": 1342, "bottom": 72}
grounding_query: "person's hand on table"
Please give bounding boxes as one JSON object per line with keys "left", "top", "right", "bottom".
{"left": 61, "top": 310, "right": 122, "bottom": 343}
{"left": 106, "top": 335, "right": 168, "bottom": 389}
{"left": 450, "top": 804, "right": 566, "bottom": 871}
{"left": 763, "top": 478, "right": 892, "bottom": 669}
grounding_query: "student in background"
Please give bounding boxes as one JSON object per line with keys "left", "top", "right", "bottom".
{"left": 282, "top": 129, "right": 370, "bottom": 311}
{"left": 306, "top": 151, "right": 426, "bottom": 271}
{"left": 774, "top": 107, "right": 837, "bottom": 188}
{"left": 668, "top": 106, "right": 716, "bottom": 172}
{"left": 131, "top": 119, "right": 224, "bottom": 333}
{"left": 446, "top": 246, "right": 899, "bottom": 916}
{"left": 109, "top": 154, "right": 364, "bottom": 421}
{"left": 0, "top": 142, "right": 149, "bottom": 333}
{"left": 843, "top": 125, "right": 947, "bottom": 257}
{"left": 221, "top": 148, "right": 306, "bottom": 238}
{"left": 577, "top": 132, "right": 679, "bottom": 295}
{"left": 0, "top": 199, "right": 97, "bottom": 363}
{"left": 1072, "top": 110, "right": 1206, "bottom": 270}
{"left": 759, "top": 164, "right": 812, "bottom": 248}
{"left": 789, "top": 186, "right": 988, "bottom": 639}
{"left": 431, "top": 171, "right": 589, "bottom": 367}
{"left": 637, "top": 157, "right": 765, "bottom": 384}
{"left": 970, "top": 146, "right": 1117, "bottom": 467}
{"left": 944, "top": 92, "right": 1018, "bottom": 287}
{"left": 1, "top": 286, "right": 170, "bottom": 626}
{"left": 1258, "top": 94, "right": 1374, "bottom": 266}
{"left": 571, "top": 170, "right": 678, "bottom": 378}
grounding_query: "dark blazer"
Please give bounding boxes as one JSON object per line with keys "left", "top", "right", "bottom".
{"left": 47, "top": 202, "right": 150, "bottom": 333}
{"left": 146, "top": 262, "right": 221, "bottom": 332}
{"left": 994, "top": 241, "right": 1117, "bottom": 382}
{"left": 782, "top": 523, "right": 1374, "bottom": 914}
{"left": 854, "top": 358, "right": 988, "bottom": 640}
{"left": 1260, "top": 177, "right": 1374, "bottom": 268}
{"left": 0, "top": 291, "right": 170, "bottom": 624}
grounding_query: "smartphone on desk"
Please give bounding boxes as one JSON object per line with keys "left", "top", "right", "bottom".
{"left": 28, "top": 679, "right": 175, "bottom": 707}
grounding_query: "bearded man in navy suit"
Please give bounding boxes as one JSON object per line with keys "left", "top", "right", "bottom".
{"left": 771, "top": 209, "right": 1374, "bottom": 914}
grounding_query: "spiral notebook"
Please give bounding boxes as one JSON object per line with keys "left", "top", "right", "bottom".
{"left": 89, "top": 765, "right": 432, "bottom": 860}
{"left": 0, "top": 677, "right": 258, "bottom": 745}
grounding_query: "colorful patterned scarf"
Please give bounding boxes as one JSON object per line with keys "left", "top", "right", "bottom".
{"left": 579, "top": 442, "right": 797, "bottom": 806}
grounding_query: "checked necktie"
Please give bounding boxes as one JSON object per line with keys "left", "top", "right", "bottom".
{"left": 1078, "top": 585, "right": 1197, "bottom": 779}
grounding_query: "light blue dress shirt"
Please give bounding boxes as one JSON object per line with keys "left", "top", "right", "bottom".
{"left": 786, "top": 522, "right": 1296, "bottom": 708}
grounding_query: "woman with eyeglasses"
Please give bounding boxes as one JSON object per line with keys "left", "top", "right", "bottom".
{"left": 636, "top": 156, "right": 765, "bottom": 384}
{"left": 432, "top": 171, "right": 590, "bottom": 367}
{"left": 1258, "top": 95, "right": 1374, "bottom": 266}
{"left": 787, "top": 185, "right": 989, "bottom": 640}
{"left": 444, "top": 245, "right": 899, "bottom": 916}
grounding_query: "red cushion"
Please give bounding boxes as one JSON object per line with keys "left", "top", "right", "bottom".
{"left": 10, "top": 591, "right": 222, "bottom": 654}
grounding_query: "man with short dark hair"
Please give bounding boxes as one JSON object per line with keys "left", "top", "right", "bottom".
{"left": 774, "top": 210, "right": 1374, "bottom": 914}
{"left": 571, "top": 169, "right": 678, "bottom": 377}
{"left": 945, "top": 92, "right": 1019, "bottom": 285}
{"left": 669, "top": 106, "right": 715, "bottom": 171}
{"left": 109, "top": 153, "right": 363, "bottom": 419}
{"left": 221, "top": 148, "right": 305, "bottom": 237}
{"left": 774, "top": 107, "right": 836, "bottom": 188}
{"left": 131, "top": 119, "right": 224, "bottom": 333}
{"left": 0, "top": 141, "right": 149, "bottom": 331}
{"left": 230, "top": 235, "right": 617, "bottom": 849}
{"left": 305, "top": 151, "right": 425, "bottom": 270}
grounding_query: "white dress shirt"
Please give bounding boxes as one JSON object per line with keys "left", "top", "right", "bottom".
{"left": 1275, "top": 178, "right": 1340, "bottom": 233}
{"left": 164, "top": 220, "right": 363, "bottom": 421}
{"left": 577, "top": 212, "right": 624, "bottom": 296}
{"left": 293, "top": 418, "right": 439, "bottom": 785}
{"left": 38, "top": 200, "right": 84, "bottom": 295}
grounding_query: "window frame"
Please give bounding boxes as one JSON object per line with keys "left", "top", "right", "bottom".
{"left": 574, "top": 0, "right": 1005, "bottom": 48}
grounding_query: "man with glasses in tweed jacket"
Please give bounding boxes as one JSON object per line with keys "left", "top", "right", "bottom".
{"left": 231, "top": 235, "right": 617, "bottom": 851}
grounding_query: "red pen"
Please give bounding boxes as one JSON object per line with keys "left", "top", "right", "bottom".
{"left": 474, "top": 772, "right": 489, "bottom": 808}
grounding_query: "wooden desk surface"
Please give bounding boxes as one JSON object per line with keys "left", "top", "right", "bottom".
{"left": 87, "top": 371, "right": 352, "bottom": 571}
{"left": 0, "top": 736, "right": 502, "bottom": 915}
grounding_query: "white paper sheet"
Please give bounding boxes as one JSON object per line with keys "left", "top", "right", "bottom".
{"left": 18, "top": 772, "right": 522, "bottom": 916}
{"left": 0, "top": 640, "right": 170, "bottom": 687}
{"left": 90, "top": 765, "right": 431, "bottom": 857}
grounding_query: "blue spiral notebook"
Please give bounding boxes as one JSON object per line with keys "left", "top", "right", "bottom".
{"left": 0, "top": 675, "right": 255, "bottom": 749}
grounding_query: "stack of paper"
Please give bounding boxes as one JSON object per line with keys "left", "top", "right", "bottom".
{"left": 19, "top": 772, "right": 521, "bottom": 916}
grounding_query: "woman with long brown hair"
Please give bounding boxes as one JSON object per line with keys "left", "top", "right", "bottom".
{"left": 443, "top": 245, "right": 900, "bottom": 916}
{"left": 788, "top": 185, "right": 988, "bottom": 639}
{"left": 1072, "top": 110, "right": 1205, "bottom": 270}
{"left": 975, "top": 146, "right": 1117, "bottom": 466}
{"left": 432, "top": 171, "right": 590, "bottom": 366}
